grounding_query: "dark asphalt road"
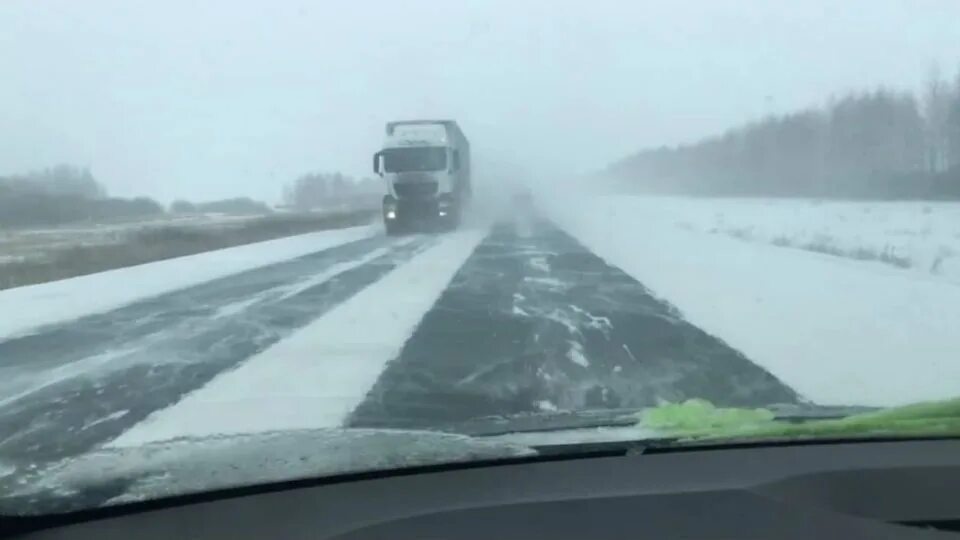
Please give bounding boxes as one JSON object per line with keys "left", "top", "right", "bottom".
{"left": 348, "top": 219, "right": 800, "bottom": 430}
{"left": 0, "top": 235, "right": 435, "bottom": 465}
{"left": 0, "top": 216, "right": 801, "bottom": 473}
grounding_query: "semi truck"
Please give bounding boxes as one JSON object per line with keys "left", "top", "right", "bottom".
{"left": 372, "top": 120, "right": 471, "bottom": 234}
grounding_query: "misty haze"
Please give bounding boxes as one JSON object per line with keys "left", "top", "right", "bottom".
{"left": 2, "top": 1, "right": 960, "bottom": 528}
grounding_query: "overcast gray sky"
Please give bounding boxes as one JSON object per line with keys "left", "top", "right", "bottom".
{"left": 2, "top": 0, "right": 960, "bottom": 202}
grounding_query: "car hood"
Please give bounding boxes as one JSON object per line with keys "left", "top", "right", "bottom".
{"left": 5, "top": 398, "right": 959, "bottom": 515}
{"left": 0, "top": 428, "right": 535, "bottom": 515}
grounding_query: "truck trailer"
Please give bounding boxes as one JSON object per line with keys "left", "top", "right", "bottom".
{"left": 372, "top": 120, "right": 471, "bottom": 235}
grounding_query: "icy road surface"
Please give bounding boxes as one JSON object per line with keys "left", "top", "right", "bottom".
{"left": 0, "top": 224, "right": 377, "bottom": 339}
{"left": 1, "top": 203, "right": 959, "bottom": 475}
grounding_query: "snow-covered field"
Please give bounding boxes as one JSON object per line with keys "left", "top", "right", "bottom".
{"left": 543, "top": 193, "right": 960, "bottom": 407}
{"left": 632, "top": 196, "right": 960, "bottom": 283}
{"left": 0, "top": 224, "right": 376, "bottom": 339}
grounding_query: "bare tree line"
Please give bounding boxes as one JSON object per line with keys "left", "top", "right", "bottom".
{"left": 0, "top": 165, "right": 275, "bottom": 228}
{"left": 0, "top": 162, "right": 385, "bottom": 228}
{"left": 0, "top": 165, "right": 165, "bottom": 227}
{"left": 610, "top": 67, "right": 960, "bottom": 199}
{"left": 282, "top": 172, "right": 381, "bottom": 211}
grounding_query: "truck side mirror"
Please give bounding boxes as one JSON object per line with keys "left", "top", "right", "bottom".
{"left": 372, "top": 152, "right": 381, "bottom": 175}
{"left": 451, "top": 150, "right": 460, "bottom": 172}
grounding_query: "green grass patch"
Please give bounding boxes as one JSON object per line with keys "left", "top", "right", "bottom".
{"left": 639, "top": 397, "right": 960, "bottom": 442}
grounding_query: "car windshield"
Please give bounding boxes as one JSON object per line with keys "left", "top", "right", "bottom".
{"left": 2, "top": 0, "right": 960, "bottom": 515}
{"left": 382, "top": 147, "right": 448, "bottom": 173}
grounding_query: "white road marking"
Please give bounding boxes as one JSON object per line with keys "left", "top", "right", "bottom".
{"left": 0, "top": 225, "right": 377, "bottom": 339}
{"left": 109, "top": 228, "right": 488, "bottom": 446}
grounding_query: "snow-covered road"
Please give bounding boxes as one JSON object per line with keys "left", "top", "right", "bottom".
{"left": 0, "top": 224, "right": 378, "bottom": 339}
{"left": 2, "top": 197, "right": 959, "bottom": 474}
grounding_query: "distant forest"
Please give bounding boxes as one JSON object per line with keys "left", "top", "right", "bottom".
{"left": 0, "top": 165, "right": 381, "bottom": 228}
{"left": 0, "top": 165, "right": 271, "bottom": 228}
{"left": 609, "top": 68, "right": 960, "bottom": 199}
{"left": 282, "top": 172, "right": 381, "bottom": 211}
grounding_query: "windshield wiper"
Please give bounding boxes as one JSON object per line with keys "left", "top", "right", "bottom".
{"left": 441, "top": 402, "right": 895, "bottom": 457}
{"left": 444, "top": 408, "right": 643, "bottom": 437}
{"left": 445, "top": 403, "right": 877, "bottom": 438}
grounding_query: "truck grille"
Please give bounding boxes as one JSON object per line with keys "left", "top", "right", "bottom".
{"left": 395, "top": 182, "right": 438, "bottom": 199}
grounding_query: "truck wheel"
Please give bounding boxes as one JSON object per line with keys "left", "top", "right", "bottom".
{"left": 383, "top": 195, "right": 401, "bottom": 236}
{"left": 444, "top": 203, "right": 462, "bottom": 231}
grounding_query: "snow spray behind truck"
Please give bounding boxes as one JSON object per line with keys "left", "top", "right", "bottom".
{"left": 372, "top": 120, "right": 471, "bottom": 235}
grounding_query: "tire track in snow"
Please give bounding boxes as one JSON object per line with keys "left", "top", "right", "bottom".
{"left": 0, "top": 235, "right": 388, "bottom": 375}
{"left": 347, "top": 218, "right": 801, "bottom": 430}
{"left": 108, "top": 228, "right": 488, "bottom": 447}
{"left": 0, "top": 235, "right": 436, "bottom": 466}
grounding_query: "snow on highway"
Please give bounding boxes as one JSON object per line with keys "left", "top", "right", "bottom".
{"left": 545, "top": 194, "right": 960, "bottom": 407}
{"left": 0, "top": 231, "right": 435, "bottom": 464}
{"left": 4, "top": 198, "right": 960, "bottom": 474}
{"left": 347, "top": 220, "right": 798, "bottom": 431}
{"left": 0, "top": 224, "right": 377, "bottom": 339}
{"left": 109, "top": 228, "right": 487, "bottom": 446}
{"left": 0, "top": 240, "right": 400, "bottom": 407}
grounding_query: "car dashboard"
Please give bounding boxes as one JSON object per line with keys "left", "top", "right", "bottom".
{"left": 6, "top": 439, "right": 960, "bottom": 539}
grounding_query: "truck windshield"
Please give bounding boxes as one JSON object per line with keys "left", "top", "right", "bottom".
{"left": 382, "top": 147, "right": 447, "bottom": 173}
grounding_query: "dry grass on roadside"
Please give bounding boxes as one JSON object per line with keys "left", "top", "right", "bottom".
{"left": 0, "top": 210, "right": 376, "bottom": 290}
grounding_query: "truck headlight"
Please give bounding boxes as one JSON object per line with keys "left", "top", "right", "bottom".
{"left": 386, "top": 210, "right": 397, "bottom": 220}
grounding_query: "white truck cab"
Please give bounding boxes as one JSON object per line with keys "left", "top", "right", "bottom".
{"left": 373, "top": 120, "right": 471, "bottom": 234}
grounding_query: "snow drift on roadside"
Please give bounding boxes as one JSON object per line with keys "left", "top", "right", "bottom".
{"left": 625, "top": 196, "right": 960, "bottom": 283}
{"left": 0, "top": 225, "right": 376, "bottom": 339}
{"left": 544, "top": 194, "right": 960, "bottom": 408}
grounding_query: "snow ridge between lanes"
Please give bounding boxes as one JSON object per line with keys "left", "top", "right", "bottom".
{"left": 0, "top": 225, "right": 376, "bottom": 339}
{"left": 109, "top": 228, "right": 488, "bottom": 446}
{"left": 0, "top": 242, "right": 400, "bottom": 409}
